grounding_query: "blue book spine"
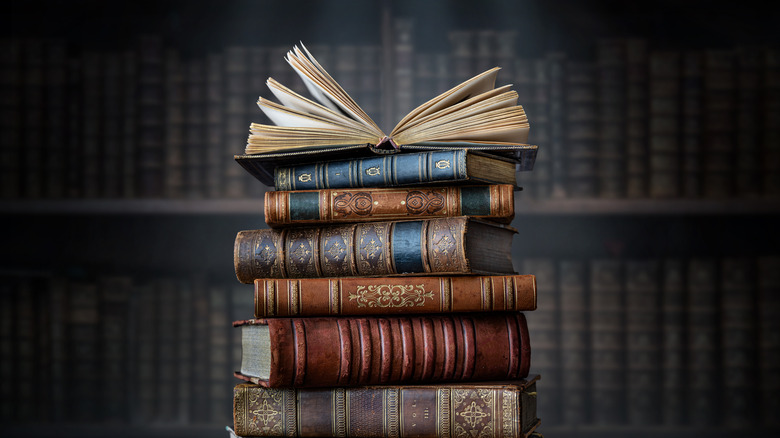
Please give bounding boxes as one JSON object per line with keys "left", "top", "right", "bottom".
{"left": 274, "top": 150, "right": 468, "bottom": 190}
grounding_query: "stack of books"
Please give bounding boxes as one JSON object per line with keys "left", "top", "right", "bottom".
{"left": 226, "top": 44, "right": 541, "bottom": 437}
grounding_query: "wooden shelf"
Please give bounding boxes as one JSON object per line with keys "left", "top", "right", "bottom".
{"left": 1, "top": 197, "right": 779, "bottom": 216}
{"left": 1, "top": 424, "right": 226, "bottom": 438}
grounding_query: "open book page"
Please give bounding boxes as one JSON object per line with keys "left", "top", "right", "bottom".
{"left": 286, "top": 44, "right": 381, "bottom": 133}
{"left": 389, "top": 67, "right": 501, "bottom": 135}
{"left": 398, "top": 106, "right": 529, "bottom": 144}
{"left": 246, "top": 124, "right": 378, "bottom": 153}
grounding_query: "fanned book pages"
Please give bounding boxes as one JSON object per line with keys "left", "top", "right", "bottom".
{"left": 235, "top": 43, "right": 537, "bottom": 186}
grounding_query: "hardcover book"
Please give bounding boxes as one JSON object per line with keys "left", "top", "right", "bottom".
{"left": 231, "top": 377, "right": 541, "bottom": 438}
{"left": 235, "top": 43, "right": 536, "bottom": 186}
{"left": 264, "top": 184, "right": 515, "bottom": 227}
{"left": 234, "top": 216, "right": 516, "bottom": 282}
{"left": 253, "top": 274, "right": 536, "bottom": 318}
{"left": 234, "top": 312, "right": 531, "bottom": 388}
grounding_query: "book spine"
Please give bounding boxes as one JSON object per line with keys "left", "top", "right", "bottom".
{"left": 529, "top": 58, "right": 551, "bottom": 199}
{"left": 702, "top": 50, "right": 737, "bottom": 198}
{"left": 735, "top": 47, "right": 763, "bottom": 197}
{"left": 164, "top": 49, "right": 185, "bottom": 199}
{"left": 189, "top": 276, "right": 211, "bottom": 421}
{"left": 393, "top": 18, "right": 414, "bottom": 124}
{"left": 625, "top": 39, "right": 649, "bottom": 198}
{"left": 102, "top": 52, "right": 122, "bottom": 198}
{"left": 757, "top": 256, "right": 780, "bottom": 428}
{"left": 589, "top": 260, "right": 625, "bottom": 424}
{"left": 597, "top": 39, "right": 627, "bottom": 198}
{"left": 625, "top": 260, "right": 661, "bottom": 425}
{"left": 208, "top": 284, "right": 232, "bottom": 424}
{"left": 648, "top": 51, "right": 681, "bottom": 198}
{"left": 133, "top": 280, "right": 158, "bottom": 423}
{"left": 157, "top": 279, "right": 179, "bottom": 422}
{"left": 244, "top": 312, "right": 531, "bottom": 388}
{"left": 521, "top": 258, "right": 560, "bottom": 424}
{"left": 121, "top": 50, "right": 137, "bottom": 198}
{"left": 223, "top": 46, "right": 250, "bottom": 198}
{"left": 661, "top": 259, "right": 686, "bottom": 425}
{"left": 254, "top": 275, "right": 536, "bottom": 317}
{"left": 686, "top": 259, "right": 721, "bottom": 425}
{"left": 176, "top": 279, "right": 193, "bottom": 423}
{"left": 22, "top": 39, "right": 45, "bottom": 199}
{"left": 720, "top": 258, "right": 758, "bottom": 428}
{"left": 274, "top": 150, "right": 470, "bottom": 191}
{"left": 762, "top": 49, "right": 780, "bottom": 196}
{"left": 0, "top": 275, "right": 14, "bottom": 420}
{"left": 681, "top": 51, "right": 703, "bottom": 198}
{"left": 233, "top": 381, "right": 538, "bottom": 438}
{"left": 99, "top": 276, "right": 132, "bottom": 422}
{"left": 136, "top": 35, "right": 165, "bottom": 198}
{"left": 205, "top": 53, "right": 224, "bottom": 198}
{"left": 558, "top": 260, "right": 589, "bottom": 425}
{"left": 67, "top": 281, "right": 100, "bottom": 421}
{"left": 0, "top": 38, "right": 22, "bottom": 198}
{"left": 566, "top": 60, "right": 600, "bottom": 198}
{"left": 65, "top": 56, "right": 83, "bottom": 198}
{"left": 81, "top": 50, "right": 102, "bottom": 198}
{"left": 45, "top": 40, "right": 67, "bottom": 198}
{"left": 235, "top": 217, "right": 508, "bottom": 282}
{"left": 184, "top": 57, "right": 206, "bottom": 199}
{"left": 15, "top": 277, "right": 38, "bottom": 421}
{"left": 265, "top": 185, "right": 515, "bottom": 227}
{"left": 48, "top": 276, "right": 68, "bottom": 422}
{"left": 547, "top": 52, "right": 567, "bottom": 198}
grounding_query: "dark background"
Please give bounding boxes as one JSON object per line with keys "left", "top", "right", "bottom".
{"left": 1, "top": 0, "right": 779, "bottom": 437}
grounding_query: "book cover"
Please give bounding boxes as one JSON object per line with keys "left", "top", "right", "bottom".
{"left": 232, "top": 377, "right": 540, "bottom": 438}
{"left": 234, "top": 217, "right": 516, "bottom": 282}
{"left": 253, "top": 274, "right": 536, "bottom": 318}
{"left": 558, "top": 260, "right": 588, "bottom": 425}
{"left": 234, "top": 312, "right": 531, "bottom": 388}
{"left": 264, "top": 184, "right": 515, "bottom": 227}
{"left": 661, "top": 259, "right": 686, "bottom": 425}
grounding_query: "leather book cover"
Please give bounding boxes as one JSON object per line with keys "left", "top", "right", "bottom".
{"left": 264, "top": 184, "right": 515, "bottom": 227}
{"left": 234, "top": 216, "right": 516, "bottom": 282}
{"left": 232, "top": 376, "right": 541, "bottom": 438}
{"left": 253, "top": 274, "right": 536, "bottom": 317}
{"left": 233, "top": 312, "right": 531, "bottom": 388}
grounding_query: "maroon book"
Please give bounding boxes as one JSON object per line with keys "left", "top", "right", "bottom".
{"left": 234, "top": 312, "right": 531, "bottom": 388}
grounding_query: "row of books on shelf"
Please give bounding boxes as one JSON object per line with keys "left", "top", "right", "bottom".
{"left": 2, "top": 254, "right": 777, "bottom": 428}
{"left": 2, "top": 32, "right": 779, "bottom": 200}
{"left": 522, "top": 255, "right": 780, "bottom": 429}
{"left": 0, "top": 271, "right": 247, "bottom": 426}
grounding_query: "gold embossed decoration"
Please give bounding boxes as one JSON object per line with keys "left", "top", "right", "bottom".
{"left": 334, "top": 192, "right": 374, "bottom": 216}
{"left": 452, "top": 388, "right": 494, "bottom": 438}
{"left": 348, "top": 284, "right": 433, "bottom": 308}
{"left": 245, "top": 388, "right": 285, "bottom": 436}
{"left": 405, "top": 191, "right": 446, "bottom": 215}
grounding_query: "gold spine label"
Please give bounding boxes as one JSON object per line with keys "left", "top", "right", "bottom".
{"left": 348, "top": 284, "right": 433, "bottom": 308}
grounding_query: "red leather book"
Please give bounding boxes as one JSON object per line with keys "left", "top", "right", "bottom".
{"left": 253, "top": 274, "right": 536, "bottom": 317}
{"left": 231, "top": 376, "right": 541, "bottom": 438}
{"left": 234, "top": 312, "right": 531, "bottom": 388}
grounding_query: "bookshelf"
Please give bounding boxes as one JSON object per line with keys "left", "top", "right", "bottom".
{"left": 2, "top": 0, "right": 779, "bottom": 437}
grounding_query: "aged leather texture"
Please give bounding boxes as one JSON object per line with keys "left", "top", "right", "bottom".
{"left": 254, "top": 274, "right": 536, "bottom": 317}
{"left": 234, "top": 217, "right": 515, "bottom": 283}
{"left": 264, "top": 184, "right": 515, "bottom": 227}
{"left": 232, "top": 377, "right": 540, "bottom": 437}
{"left": 233, "top": 312, "right": 531, "bottom": 388}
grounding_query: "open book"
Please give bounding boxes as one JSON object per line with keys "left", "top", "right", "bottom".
{"left": 245, "top": 43, "right": 530, "bottom": 154}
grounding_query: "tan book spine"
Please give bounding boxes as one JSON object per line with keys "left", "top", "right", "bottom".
{"left": 264, "top": 185, "right": 515, "bottom": 227}
{"left": 254, "top": 275, "right": 536, "bottom": 317}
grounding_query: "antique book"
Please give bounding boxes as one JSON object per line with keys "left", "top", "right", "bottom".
{"left": 565, "top": 60, "right": 598, "bottom": 198}
{"left": 757, "top": 256, "right": 780, "bottom": 427}
{"left": 230, "top": 376, "right": 540, "bottom": 438}
{"left": 558, "top": 260, "right": 589, "bottom": 425}
{"left": 253, "top": 274, "right": 536, "bottom": 317}
{"left": 625, "top": 39, "right": 649, "bottom": 198}
{"left": 681, "top": 51, "right": 703, "bottom": 198}
{"left": 596, "top": 39, "right": 626, "bottom": 198}
{"left": 245, "top": 148, "right": 523, "bottom": 191}
{"left": 702, "top": 49, "right": 736, "bottom": 198}
{"left": 661, "top": 259, "right": 685, "bottom": 425}
{"left": 135, "top": 35, "right": 165, "bottom": 198}
{"left": 234, "top": 312, "right": 531, "bottom": 388}
{"left": 648, "top": 50, "right": 681, "bottom": 198}
{"left": 264, "top": 184, "right": 515, "bottom": 227}
{"left": 244, "top": 44, "right": 529, "bottom": 154}
{"left": 234, "top": 217, "right": 516, "bottom": 282}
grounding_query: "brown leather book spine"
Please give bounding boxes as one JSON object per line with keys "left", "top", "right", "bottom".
{"left": 233, "top": 377, "right": 541, "bottom": 438}
{"left": 237, "top": 312, "right": 531, "bottom": 388}
{"left": 234, "top": 217, "right": 513, "bottom": 283}
{"left": 264, "top": 184, "right": 516, "bottom": 227}
{"left": 254, "top": 275, "right": 536, "bottom": 317}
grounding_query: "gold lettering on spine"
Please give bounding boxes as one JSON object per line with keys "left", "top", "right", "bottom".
{"left": 442, "top": 278, "right": 452, "bottom": 311}
{"left": 334, "top": 388, "right": 347, "bottom": 437}
{"left": 438, "top": 388, "right": 451, "bottom": 438}
{"left": 386, "top": 388, "right": 400, "bottom": 438}
{"left": 502, "top": 390, "right": 515, "bottom": 437}
{"left": 290, "top": 280, "right": 300, "bottom": 316}
{"left": 507, "top": 277, "right": 515, "bottom": 310}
